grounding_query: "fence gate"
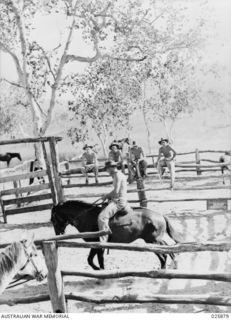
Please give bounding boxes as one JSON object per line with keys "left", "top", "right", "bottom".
{"left": 0, "top": 136, "right": 63, "bottom": 223}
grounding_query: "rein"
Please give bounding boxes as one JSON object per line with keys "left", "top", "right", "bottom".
{"left": 7, "top": 277, "right": 32, "bottom": 290}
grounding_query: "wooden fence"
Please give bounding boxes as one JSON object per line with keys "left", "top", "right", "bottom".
{"left": 0, "top": 231, "right": 230, "bottom": 311}
{"left": 59, "top": 149, "right": 231, "bottom": 187}
{"left": 0, "top": 136, "right": 63, "bottom": 223}
{"left": 44, "top": 234, "right": 231, "bottom": 312}
{"left": 1, "top": 141, "right": 230, "bottom": 222}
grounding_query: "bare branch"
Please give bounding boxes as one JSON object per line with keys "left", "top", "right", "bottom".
{"left": 36, "top": 44, "right": 56, "bottom": 81}
{"left": 1, "top": 78, "right": 47, "bottom": 117}
{"left": 1, "top": 78, "right": 24, "bottom": 89}
{"left": 150, "top": 10, "right": 166, "bottom": 25}
{"left": 103, "top": 53, "right": 147, "bottom": 62}
{"left": 0, "top": 41, "right": 23, "bottom": 81}
{"left": 52, "top": 43, "right": 61, "bottom": 52}
{"left": 41, "top": 1, "right": 78, "bottom": 135}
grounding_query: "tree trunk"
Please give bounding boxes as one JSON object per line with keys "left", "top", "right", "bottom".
{"left": 142, "top": 105, "right": 152, "bottom": 154}
{"left": 163, "top": 119, "right": 174, "bottom": 145}
{"left": 34, "top": 142, "right": 46, "bottom": 168}
{"left": 97, "top": 134, "right": 107, "bottom": 157}
{"left": 142, "top": 81, "right": 152, "bottom": 153}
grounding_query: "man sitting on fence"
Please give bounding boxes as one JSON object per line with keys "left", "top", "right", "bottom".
{"left": 98, "top": 160, "right": 130, "bottom": 243}
{"left": 129, "top": 141, "right": 148, "bottom": 179}
{"left": 156, "top": 138, "right": 176, "bottom": 190}
{"left": 108, "top": 142, "right": 125, "bottom": 173}
{"left": 81, "top": 144, "right": 99, "bottom": 185}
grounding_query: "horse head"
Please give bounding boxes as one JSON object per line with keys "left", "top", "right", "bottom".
{"left": 17, "top": 153, "right": 22, "bottom": 161}
{"left": 51, "top": 204, "right": 69, "bottom": 235}
{"left": 16, "top": 236, "right": 47, "bottom": 282}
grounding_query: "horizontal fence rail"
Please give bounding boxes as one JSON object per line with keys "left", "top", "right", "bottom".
{"left": 56, "top": 240, "right": 231, "bottom": 253}
{"left": 0, "top": 231, "right": 110, "bottom": 249}
{"left": 0, "top": 170, "right": 47, "bottom": 183}
{"left": 3, "top": 193, "right": 52, "bottom": 206}
{"left": 62, "top": 269, "right": 231, "bottom": 282}
{"left": 136, "top": 197, "right": 231, "bottom": 203}
{"left": 0, "top": 136, "right": 62, "bottom": 145}
{"left": 65, "top": 293, "right": 231, "bottom": 306}
{"left": 0, "top": 183, "right": 50, "bottom": 196}
{"left": 5, "top": 203, "right": 53, "bottom": 216}
{"left": 0, "top": 295, "right": 50, "bottom": 306}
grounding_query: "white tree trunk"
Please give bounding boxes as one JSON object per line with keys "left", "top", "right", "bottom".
{"left": 163, "top": 119, "right": 175, "bottom": 145}
{"left": 142, "top": 81, "right": 152, "bottom": 153}
{"left": 97, "top": 134, "right": 107, "bottom": 157}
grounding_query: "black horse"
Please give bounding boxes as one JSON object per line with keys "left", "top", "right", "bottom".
{"left": 0, "top": 153, "right": 22, "bottom": 167}
{"left": 219, "top": 152, "right": 231, "bottom": 184}
{"left": 51, "top": 200, "right": 182, "bottom": 270}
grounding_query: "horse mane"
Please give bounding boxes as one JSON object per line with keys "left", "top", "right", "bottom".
{"left": 58, "top": 200, "right": 99, "bottom": 209}
{"left": 0, "top": 242, "right": 22, "bottom": 279}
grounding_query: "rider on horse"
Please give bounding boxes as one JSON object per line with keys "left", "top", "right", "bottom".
{"left": 98, "top": 160, "right": 130, "bottom": 242}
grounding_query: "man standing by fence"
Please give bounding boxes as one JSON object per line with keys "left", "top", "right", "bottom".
{"left": 156, "top": 138, "right": 176, "bottom": 190}
{"left": 81, "top": 144, "right": 99, "bottom": 184}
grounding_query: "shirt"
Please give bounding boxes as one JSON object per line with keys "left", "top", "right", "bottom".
{"left": 130, "top": 146, "right": 143, "bottom": 161}
{"left": 108, "top": 150, "right": 122, "bottom": 162}
{"left": 82, "top": 151, "right": 97, "bottom": 165}
{"left": 159, "top": 145, "right": 175, "bottom": 160}
{"left": 111, "top": 171, "right": 128, "bottom": 207}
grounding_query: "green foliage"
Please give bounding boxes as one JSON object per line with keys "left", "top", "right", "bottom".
{"left": 64, "top": 58, "right": 141, "bottom": 146}
{"left": 0, "top": 0, "right": 215, "bottom": 146}
{"left": 0, "top": 106, "right": 14, "bottom": 135}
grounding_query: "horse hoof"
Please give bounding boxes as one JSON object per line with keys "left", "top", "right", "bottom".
{"left": 89, "top": 264, "right": 100, "bottom": 270}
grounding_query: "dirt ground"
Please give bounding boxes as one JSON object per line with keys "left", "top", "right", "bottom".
{"left": 0, "top": 172, "right": 231, "bottom": 313}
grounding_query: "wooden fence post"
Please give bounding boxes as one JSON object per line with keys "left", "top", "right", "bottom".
{"left": 49, "top": 137, "right": 64, "bottom": 203}
{"left": 42, "top": 142, "right": 57, "bottom": 205}
{"left": 0, "top": 194, "right": 7, "bottom": 223}
{"left": 43, "top": 241, "right": 67, "bottom": 313}
{"left": 195, "top": 148, "right": 202, "bottom": 175}
{"left": 136, "top": 177, "right": 148, "bottom": 208}
{"left": 13, "top": 181, "right": 21, "bottom": 208}
{"left": 64, "top": 162, "right": 70, "bottom": 185}
{"left": 151, "top": 156, "right": 156, "bottom": 171}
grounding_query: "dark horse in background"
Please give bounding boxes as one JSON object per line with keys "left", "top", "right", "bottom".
{"left": 51, "top": 200, "right": 182, "bottom": 270}
{"left": 219, "top": 151, "right": 231, "bottom": 184}
{"left": 0, "top": 152, "right": 22, "bottom": 167}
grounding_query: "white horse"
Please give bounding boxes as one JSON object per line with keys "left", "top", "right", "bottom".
{"left": 0, "top": 237, "right": 47, "bottom": 294}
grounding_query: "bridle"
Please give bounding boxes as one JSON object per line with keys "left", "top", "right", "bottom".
{"left": 19, "top": 241, "right": 41, "bottom": 278}
{"left": 6, "top": 241, "right": 44, "bottom": 290}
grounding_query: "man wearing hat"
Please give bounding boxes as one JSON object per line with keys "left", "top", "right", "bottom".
{"left": 156, "top": 138, "right": 176, "bottom": 190}
{"left": 81, "top": 144, "right": 99, "bottom": 184}
{"left": 108, "top": 142, "right": 125, "bottom": 173}
{"left": 98, "top": 160, "right": 130, "bottom": 242}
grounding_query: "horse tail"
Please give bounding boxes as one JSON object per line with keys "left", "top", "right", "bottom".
{"left": 164, "top": 216, "right": 182, "bottom": 243}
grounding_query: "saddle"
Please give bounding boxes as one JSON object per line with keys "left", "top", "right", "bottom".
{"left": 110, "top": 207, "right": 133, "bottom": 226}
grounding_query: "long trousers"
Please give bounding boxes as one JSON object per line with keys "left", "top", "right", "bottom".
{"left": 157, "top": 159, "right": 175, "bottom": 186}
{"left": 98, "top": 201, "right": 129, "bottom": 242}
